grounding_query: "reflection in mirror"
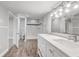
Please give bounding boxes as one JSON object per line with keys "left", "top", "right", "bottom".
{"left": 51, "top": 13, "right": 79, "bottom": 35}
{"left": 51, "top": 17, "right": 65, "bottom": 33}
{"left": 65, "top": 17, "right": 72, "bottom": 34}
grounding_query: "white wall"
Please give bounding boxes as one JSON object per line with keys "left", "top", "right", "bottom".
{"left": 41, "top": 14, "right": 49, "bottom": 33}
{"left": 13, "top": 17, "right": 18, "bottom": 46}
{"left": 9, "top": 16, "right": 13, "bottom": 39}
{"left": 0, "top": 5, "right": 9, "bottom": 55}
{"left": 50, "top": 17, "right": 65, "bottom": 33}
{"left": 9, "top": 15, "right": 15, "bottom": 48}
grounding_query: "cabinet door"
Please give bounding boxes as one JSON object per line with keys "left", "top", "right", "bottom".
{"left": 47, "top": 47, "right": 54, "bottom": 57}
{"left": 47, "top": 41, "right": 60, "bottom": 57}
{"left": 38, "top": 36, "right": 47, "bottom": 57}
{"left": 38, "top": 35, "right": 68, "bottom": 57}
{"left": 46, "top": 41, "right": 54, "bottom": 57}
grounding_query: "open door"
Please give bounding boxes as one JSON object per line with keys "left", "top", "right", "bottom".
{"left": 16, "top": 16, "right": 27, "bottom": 47}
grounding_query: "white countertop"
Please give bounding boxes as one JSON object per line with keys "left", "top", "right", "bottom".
{"left": 38, "top": 34, "right": 79, "bottom": 57}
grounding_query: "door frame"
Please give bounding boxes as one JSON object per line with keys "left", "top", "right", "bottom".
{"left": 8, "top": 12, "right": 16, "bottom": 47}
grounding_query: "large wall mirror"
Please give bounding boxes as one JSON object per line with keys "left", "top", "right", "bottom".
{"left": 51, "top": 17, "right": 66, "bottom": 33}
{"left": 65, "top": 14, "right": 79, "bottom": 35}
{"left": 51, "top": 13, "right": 79, "bottom": 35}
{"left": 51, "top": 1, "right": 79, "bottom": 36}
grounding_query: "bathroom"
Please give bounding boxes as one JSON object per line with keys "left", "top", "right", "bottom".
{"left": 0, "top": 1, "right": 79, "bottom": 57}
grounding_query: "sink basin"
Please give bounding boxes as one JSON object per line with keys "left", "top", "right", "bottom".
{"left": 53, "top": 39, "right": 79, "bottom": 49}
{"left": 50, "top": 33, "right": 76, "bottom": 41}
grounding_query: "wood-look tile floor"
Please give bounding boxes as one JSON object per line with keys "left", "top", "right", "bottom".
{"left": 4, "top": 39, "right": 39, "bottom": 57}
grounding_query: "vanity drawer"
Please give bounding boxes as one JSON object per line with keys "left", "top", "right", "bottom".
{"left": 38, "top": 42, "right": 47, "bottom": 57}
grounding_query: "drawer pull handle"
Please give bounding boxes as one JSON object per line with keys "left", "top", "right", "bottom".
{"left": 49, "top": 49, "right": 53, "bottom": 53}
{"left": 38, "top": 48, "right": 43, "bottom": 57}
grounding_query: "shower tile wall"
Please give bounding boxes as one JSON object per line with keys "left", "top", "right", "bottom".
{"left": 26, "top": 19, "right": 42, "bottom": 39}
{"left": 26, "top": 25, "right": 41, "bottom": 39}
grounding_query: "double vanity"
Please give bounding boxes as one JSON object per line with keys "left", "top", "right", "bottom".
{"left": 37, "top": 33, "right": 79, "bottom": 57}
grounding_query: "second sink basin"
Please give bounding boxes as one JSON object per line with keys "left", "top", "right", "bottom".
{"left": 53, "top": 39, "right": 79, "bottom": 49}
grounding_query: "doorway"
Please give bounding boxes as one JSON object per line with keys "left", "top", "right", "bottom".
{"left": 16, "top": 16, "right": 27, "bottom": 47}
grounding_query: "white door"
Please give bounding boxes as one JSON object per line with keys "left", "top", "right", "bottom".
{"left": 16, "top": 16, "right": 27, "bottom": 47}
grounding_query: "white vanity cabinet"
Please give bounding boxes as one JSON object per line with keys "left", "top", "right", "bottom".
{"left": 38, "top": 35, "right": 68, "bottom": 57}
{"left": 46, "top": 41, "right": 68, "bottom": 57}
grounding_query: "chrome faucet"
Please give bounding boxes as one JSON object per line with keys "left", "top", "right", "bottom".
{"left": 69, "top": 35, "right": 77, "bottom": 42}
{"left": 74, "top": 36, "right": 77, "bottom": 42}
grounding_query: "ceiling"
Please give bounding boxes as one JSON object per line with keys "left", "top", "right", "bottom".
{"left": 0, "top": 1, "right": 60, "bottom": 19}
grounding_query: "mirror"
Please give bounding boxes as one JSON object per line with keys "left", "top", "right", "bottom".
{"left": 51, "top": 17, "right": 66, "bottom": 33}
{"left": 51, "top": 13, "right": 79, "bottom": 35}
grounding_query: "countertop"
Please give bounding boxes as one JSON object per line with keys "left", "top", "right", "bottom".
{"left": 38, "top": 34, "right": 79, "bottom": 57}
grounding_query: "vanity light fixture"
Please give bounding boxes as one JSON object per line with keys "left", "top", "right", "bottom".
{"left": 58, "top": 8, "right": 63, "bottom": 16}
{"left": 54, "top": 11, "right": 59, "bottom": 17}
{"left": 51, "top": 1, "right": 76, "bottom": 18}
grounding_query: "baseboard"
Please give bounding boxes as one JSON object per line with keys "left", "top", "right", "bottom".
{"left": 0, "top": 48, "right": 9, "bottom": 57}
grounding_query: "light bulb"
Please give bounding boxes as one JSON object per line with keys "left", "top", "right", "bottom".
{"left": 54, "top": 12, "right": 57, "bottom": 15}
{"left": 50, "top": 13, "right": 53, "bottom": 16}
{"left": 66, "top": 3, "right": 71, "bottom": 8}
{"left": 59, "top": 8, "right": 63, "bottom": 12}
{"left": 55, "top": 14, "right": 59, "bottom": 18}
{"left": 59, "top": 12, "right": 62, "bottom": 16}
{"left": 65, "top": 9, "right": 70, "bottom": 13}
{"left": 73, "top": 4, "right": 79, "bottom": 9}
